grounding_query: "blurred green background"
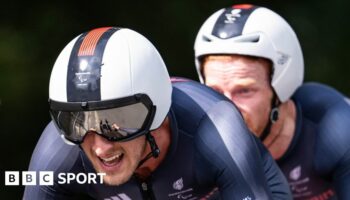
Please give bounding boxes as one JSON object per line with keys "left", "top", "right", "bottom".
{"left": 1, "top": 0, "right": 349, "bottom": 198}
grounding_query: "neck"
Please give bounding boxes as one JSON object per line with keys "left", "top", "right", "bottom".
{"left": 135, "top": 117, "right": 171, "bottom": 180}
{"left": 263, "top": 100, "right": 296, "bottom": 160}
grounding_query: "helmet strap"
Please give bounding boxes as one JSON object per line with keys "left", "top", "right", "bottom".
{"left": 270, "top": 107, "right": 280, "bottom": 123}
{"left": 260, "top": 94, "right": 280, "bottom": 141}
{"left": 137, "top": 132, "right": 160, "bottom": 168}
{"left": 146, "top": 132, "right": 160, "bottom": 158}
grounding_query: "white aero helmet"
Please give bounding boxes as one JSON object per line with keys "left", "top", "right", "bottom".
{"left": 49, "top": 27, "right": 172, "bottom": 144}
{"left": 194, "top": 4, "right": 304, "bottom": 102}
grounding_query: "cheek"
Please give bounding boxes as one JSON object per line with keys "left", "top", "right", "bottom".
{"left": 234, "top": 98, "right": 271, "bottom": 133}
{"left": 234, "top": 99, "right": 262, "bottom": 117}
{"left": 233, "top": 100, "right": 258, "bottom": 126}
{"left": 252, "top": 97, "right": 272, "bottom": 127}
{"left": 80, "top": 135, "right": 93, "bottom": 154}
{"left": 249, "top": 97, "right": 271, "bottom": 122}
{"left": 121, "top": 137, "right": 147, "bottom": 159}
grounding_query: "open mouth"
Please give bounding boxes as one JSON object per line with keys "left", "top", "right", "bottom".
{"left": 98, "top": 153, "right": 124, "bottom": 167}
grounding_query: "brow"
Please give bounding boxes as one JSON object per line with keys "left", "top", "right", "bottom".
{"left": 232, "top": 78, "right": 257, "bottom": 87}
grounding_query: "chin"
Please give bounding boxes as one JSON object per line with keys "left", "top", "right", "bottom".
{"left": 102, "top": 173, "right": 133, "bottom": 186}
{"left": 255, "top": 130, "right": 264, "bottom": 138}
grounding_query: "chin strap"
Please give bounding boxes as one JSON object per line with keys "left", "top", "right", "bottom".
{"left": 137, "top": 132, "right": 160, "bottom": 168}
{"left": 260, "top": 95, "right": 280, "bottom": 141}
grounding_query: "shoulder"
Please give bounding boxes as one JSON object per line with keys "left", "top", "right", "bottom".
{"left": 294, "top": 83, "right": 350, "bottom": 176}
{"left": 170, "top": 77, "right": 239, "bottom": 134}
{"left": 170, "top": 77, "right": 265, "bottom": 167}
{"left": 293, "top": 82, "right": 350, "bottom": 135}
{"left": 28, "top": 121, "right": 83, "bottom": 172}
{"left": 171, "top": 77, "right": 229, "bottom": 110}
{"left": 293, "top": 82, "right": 348, "bottom": 119}
{"left": 193, "top": 101, "right": 290, "bottom": 199}
{"left": 170, "top": 77, "right": 254, "bottom": 164}
{"left": 24, "top": 122, "right": 89, "bottom": 198}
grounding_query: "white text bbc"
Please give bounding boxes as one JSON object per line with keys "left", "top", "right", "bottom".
{"left": 5, "top": 171, "right": 105, "bottom": 186}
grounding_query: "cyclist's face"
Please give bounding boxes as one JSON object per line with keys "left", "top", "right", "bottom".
{"left": 81, "top": 133, "right": 147, "bottom": 185}
{"left": 203, "top": 55, "right": 273, "bottom": 137}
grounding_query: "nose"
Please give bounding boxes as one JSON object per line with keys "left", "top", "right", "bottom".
{"left": 90, "top": 133, "right": 116, "bottom": 156}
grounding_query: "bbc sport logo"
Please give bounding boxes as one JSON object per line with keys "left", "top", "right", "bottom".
{"left": 5, "top": 171, "right": 105, "bottom": 186}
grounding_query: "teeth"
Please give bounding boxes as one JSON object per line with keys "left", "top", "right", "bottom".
{"left": 102, "top": 153, "right": 122, "bottom": 162}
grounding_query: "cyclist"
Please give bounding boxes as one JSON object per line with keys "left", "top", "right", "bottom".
{"left": 194, "top": 4, "right": 350, "bottom": 199}
{"left": 23, "top": 27, "right": 291, "bottom": 199}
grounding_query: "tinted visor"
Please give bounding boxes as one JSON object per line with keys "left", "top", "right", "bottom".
{"left": 49, "top": 94, "right": 155, "bottom": 144}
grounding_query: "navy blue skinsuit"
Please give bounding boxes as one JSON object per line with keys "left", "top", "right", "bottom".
{"left": 277, "top": 83, "right": 350, "bottom": 200}
{"left": 23, "top": 79, "right": 291, "bottom": 200}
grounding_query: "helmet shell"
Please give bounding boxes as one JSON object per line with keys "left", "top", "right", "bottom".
{"left": 50, "top": 27, "right": 172, "bottom": 129}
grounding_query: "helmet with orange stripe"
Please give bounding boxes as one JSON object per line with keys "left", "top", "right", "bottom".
{"left": 48, "top": 27, "right": 172, "bottom": 152}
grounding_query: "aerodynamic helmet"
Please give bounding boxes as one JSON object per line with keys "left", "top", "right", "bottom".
{"left": 49, "top": 27, "right": 172, "bottom": 144}
{"left": 194, "top": 4, "right": 304, "bottom": 102}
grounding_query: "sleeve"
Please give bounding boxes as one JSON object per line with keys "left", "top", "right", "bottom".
{"left": 333, "top": 98, "right": 350, "bottom": 198}
{"left": 23, "top": 122, "right": 92, "bottom": 200}
{"left": 333, "top": 149, "right": 350, "bottom": 199}
{"left": 315, "top": 98, "right": 350, "bottom": 199}
{"left": 194, "top": 101, "right": 292, "bottom": 200}
{"left": 254, "top": 136, "right": 292, "bottom": 199}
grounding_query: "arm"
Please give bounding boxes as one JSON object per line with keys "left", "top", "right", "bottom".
{"left": 313, "top": 95, "right": 350, "bottom": 199}
{"left": 333, "top": 149, "right": 350, "bottom": 199}
{"left": 333, "top": 98, "right": 350, "bottom": 198}
{"left": 23, "top": 122, "right": 91, "bottom": 200}
{"left": 195, "top": 101, "right": 291, "bottom": 200}
{"left": 254, "top": 136, "right": 292, "bottom": 199}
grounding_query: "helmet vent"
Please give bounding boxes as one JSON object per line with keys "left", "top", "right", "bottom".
{"left": 202, "top": 35, "right": 212, "bottom": 42}
{"left": 235, "top": 34, "right": 260, "bottom": 43}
